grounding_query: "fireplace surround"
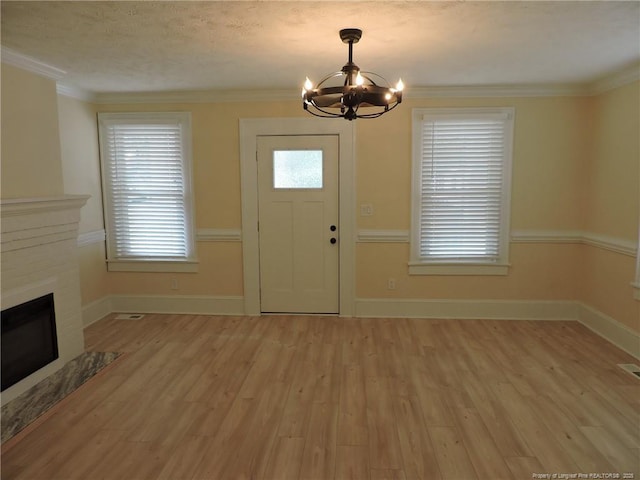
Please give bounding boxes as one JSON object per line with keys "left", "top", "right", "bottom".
{"left": 0, "top": 195, "right": 88, "bottom": 405}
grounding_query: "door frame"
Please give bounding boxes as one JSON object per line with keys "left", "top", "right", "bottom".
{"left": 239, "top": 118, "right": 355, "bottom": 316}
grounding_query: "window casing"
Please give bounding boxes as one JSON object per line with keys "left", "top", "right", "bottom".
{"left": 410, "top": 107, "right": 514, "bottom": 275}
{"left": 98, "top": 112, "right": 197, "bottom": 272}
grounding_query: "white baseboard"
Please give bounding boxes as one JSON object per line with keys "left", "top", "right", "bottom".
{"left": 576, "top": 302, "right": 640, "bottom": 359}
{"left": 82, "top": 294, "right": 245, "bottom": 327}
{"left": 82, "top": 296, "right": 113, "bottom": 327}
{"left": 355, "top": 298, "right": 578, "bottom": 320}
{"left": 110, "top": 294, "right": 245, "bottom": 316}
{"left": 81, "top": 295, "right": 639, "bottom": 360}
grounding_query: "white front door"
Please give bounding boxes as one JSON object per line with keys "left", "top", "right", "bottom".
{"left": 257, "top": 135, "right": 339, "bottom": 313}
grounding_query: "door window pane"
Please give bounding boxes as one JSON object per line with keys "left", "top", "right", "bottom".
{"left": 273, "top": 150, "right": 323, "bottom": 189}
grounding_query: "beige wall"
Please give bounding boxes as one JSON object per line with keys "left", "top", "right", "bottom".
{"left": 57, "top": 95, "right": 104, "bottom": 233}
{"left": 586, "top": 81, "right": 639, "bottom": 240}
{"left": 7, "top": 59, "right": 628, "bottom": 333}
{"left": 77, "top": 242, "right": 110, "bottom": 306}
{"left": 356, "top": 96, "right": 590, "bottom": 233}
{"left": 1, "top": 64, "right": 64, "bottom": 198}
{"left": 357, "top": 243, "right": 581, "bottom": 300}
{"left": 95, "top": 101, "right": 302, "bottom": 296}
{"left": 88, "top": 89, "right": 638, "bottom": 332}
{"left": 108, "top": 244, "right": 244, "bottom": 296}
{"left": 355, "top": 96, "right": 589, "bottom": 302}
{"left": 56, "top": 94, "right": 109, "bottom": 306}
{"left": 581, "top": 81, "right": 640, "bottom": 332}
{"left": 93, "top": 96, "right": 593, "bottom": 301}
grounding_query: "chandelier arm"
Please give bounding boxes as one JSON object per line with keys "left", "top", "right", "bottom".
{"left": 306, "top": 103, "right": 344, "bottom": 118}
{"left": 352, "top": 111, "right": 385, "bottom": 119}
{"left": 304, "top": 109, "right": 341, "bottom": 119}
{"left": 316, "top": 71, "right": 347, "bottom": 87}
{"left": 306, "top": 103, "right": 400, "bottom": 120}
{"left": 359, "top": 73, "right": 381, "bottom": 87}
{"left": 305, "top": 96, "right": 401, "bottom": 119}
{"left": 353, "top": 111, "right": 385, "bottom": 119}
{"left": 354, "top": 102, "right": 401, "bottom": 118}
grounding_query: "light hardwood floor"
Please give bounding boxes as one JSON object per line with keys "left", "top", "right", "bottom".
{"left": 2, "top": 314, "right": 639, "bottom": 479}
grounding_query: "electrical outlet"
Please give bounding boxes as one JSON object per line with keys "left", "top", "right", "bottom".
{"left": 360, "top": 203, "right": 374, "bottom": 216}
{"left": 388, "top": 278, "right": 397, "bottom": 290}
{"left": 170, "top": 278, "right": 179, "bottom": 290}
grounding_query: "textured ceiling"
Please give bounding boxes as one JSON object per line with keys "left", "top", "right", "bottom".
{"left": 1, "top": 1, "right": 639, "bottom": 93}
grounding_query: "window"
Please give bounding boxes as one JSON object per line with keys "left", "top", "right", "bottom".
{"left": 410, "top": 107, "right": 514, "bottom": 275}
{"left": 98, "top": 112, "right": 197, "bottom": 272}
{"left": 273, "top": 150, "right": 323, "bottom": 189}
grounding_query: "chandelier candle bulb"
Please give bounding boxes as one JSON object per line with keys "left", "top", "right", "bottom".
{"left": 304, "top": 77, "right": 313, "bottom": 91}
{"left": 301, "top": 28, "right": 403, "bottom": 120}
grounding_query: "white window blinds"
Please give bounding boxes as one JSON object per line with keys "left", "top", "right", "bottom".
{"left": 412, "top": 108, "right": 514, "bottom": 269}
{"left": 99, "top": 113, "right": 194, "bottom": 263}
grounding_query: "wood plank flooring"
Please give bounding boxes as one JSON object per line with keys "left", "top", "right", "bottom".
{"left": 2, "top": 314, "right": 639, "bottom": 479}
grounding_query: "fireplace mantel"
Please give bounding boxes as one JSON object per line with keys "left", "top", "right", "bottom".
{"left": 1, "top": 194, "right": 89, "bottom": 405}
{"left": 1, "top": 195, "right": 90, "bottom": 217}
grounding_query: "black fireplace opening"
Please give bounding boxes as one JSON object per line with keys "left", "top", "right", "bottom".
{"left": 1, "top": 293, "right": 59, "bottom": 391}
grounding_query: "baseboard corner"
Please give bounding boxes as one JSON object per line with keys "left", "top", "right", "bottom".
{"left": 82, "top": 296, "right": 112, "bottom": 328}
{"left": 576, "top": 302, "right": 640, "bottom": 360}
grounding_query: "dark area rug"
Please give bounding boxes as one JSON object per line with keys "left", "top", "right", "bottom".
{"left": 1, "top": 351, "right": 121, "bottom": 443}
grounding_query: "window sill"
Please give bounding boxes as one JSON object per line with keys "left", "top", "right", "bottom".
{"left": 409, "top": 262, "right": 510, "bottom": 276}
{"left": 107, "top": 259, "right": 199, "bottom": 273}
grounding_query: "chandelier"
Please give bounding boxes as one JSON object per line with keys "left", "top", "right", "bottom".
{"left": 302, "top": 28, "right": 404, "bottom": 121}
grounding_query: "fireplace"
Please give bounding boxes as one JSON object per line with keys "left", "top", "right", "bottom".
{"left": 1, "top": 293, "right": 59, "bottom": 391}
{"left": 1, "top": 195, "right": 88, "bottom": 405}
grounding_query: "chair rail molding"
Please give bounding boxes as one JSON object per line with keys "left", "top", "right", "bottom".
{"left": 196, "top": 228, "right": 242, "bottom": 242}
{"left": 510, "top": 229, "right": 637, "bottom": 256}
{"left": 357, "top": 229, "right": 410, "bottom": 243}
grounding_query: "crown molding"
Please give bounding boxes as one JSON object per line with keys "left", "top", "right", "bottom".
{"left": 93, "top": 88, "right": 297, "bottom": 104}
{"left": 4, "top": 43, "right": 635, "bottom": 103}
{"left": 77, "top": 74, "right": 640, "bottom": 104}
{"left": 1, "top": 46, "right": 66, "bottom": 81}
{"left": 588, "top": 62, "right": 640, "bottom": 95}
{"left": 406, "top": 84, "right": 591, "bottom": 98}
{"left": 57, "top": 83, "right": 96, "bottom": 102}
{"left": 90, "top": 67, "right": 640, "bottom": 104}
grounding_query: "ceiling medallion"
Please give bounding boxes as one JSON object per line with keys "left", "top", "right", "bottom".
{"left": 302, "top": 28, "right": 404, "bottom": 121}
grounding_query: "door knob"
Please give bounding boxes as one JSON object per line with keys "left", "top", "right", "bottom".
{"left": 330, "top": 237, "right": 337, "bottom": 244}
{"left": 330, "top": 225, "right": 337, "bottom": 231}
